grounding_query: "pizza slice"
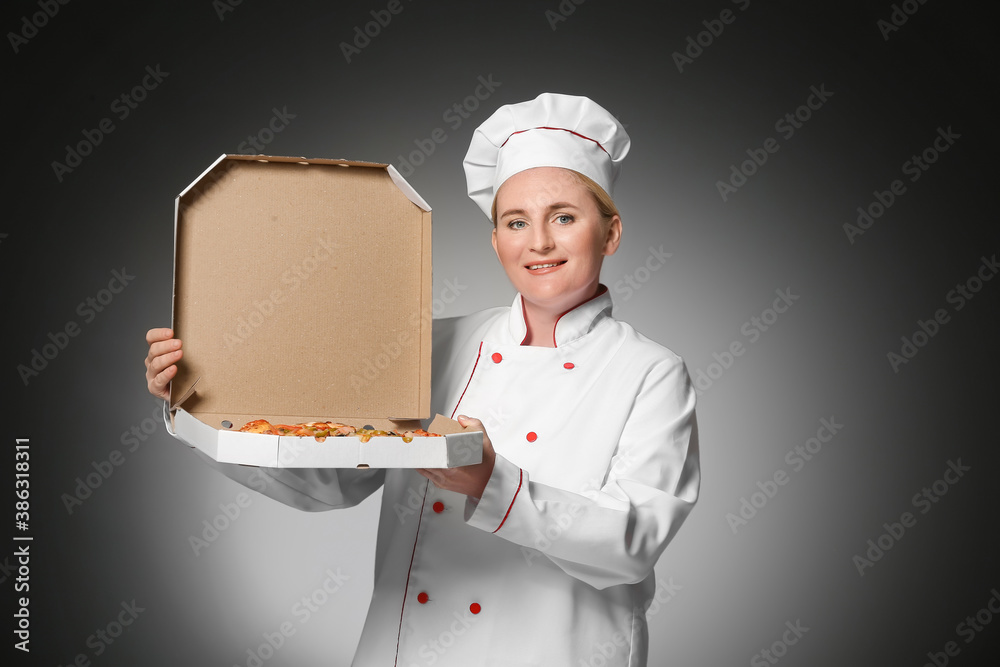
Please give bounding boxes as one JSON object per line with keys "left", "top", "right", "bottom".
{"left": 238, "top": 419, "right": 279, "bottom": 435}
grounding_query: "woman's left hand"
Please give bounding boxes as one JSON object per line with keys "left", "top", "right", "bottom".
{"left": 417, "top": 415, "right": 496, "bottom": 499}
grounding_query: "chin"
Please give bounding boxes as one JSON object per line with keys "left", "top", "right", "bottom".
{"left": 521, "top": 284, "right": 585, "bottom": 308}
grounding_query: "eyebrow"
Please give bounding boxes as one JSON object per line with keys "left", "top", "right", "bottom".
{"left": 499, "top": 202, "right": 580, "bottom": 219}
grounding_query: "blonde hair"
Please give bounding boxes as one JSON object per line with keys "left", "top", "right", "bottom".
{"left": 491, "top": 169, "right": 620, "bottom": 228}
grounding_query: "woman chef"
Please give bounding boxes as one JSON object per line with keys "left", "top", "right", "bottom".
{"left": 145, "top": 93, "right": 700, "bottom": 666}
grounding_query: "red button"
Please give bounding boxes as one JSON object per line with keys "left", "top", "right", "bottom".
{"left": 417, "top": 592, "right": 429, "bottom": 604}
{"left": 470, "top": 603, "right": 481, "bottom": 615}
{"left": 491, "top": 352, "right": 502, "bottom": 363}
{"left": 526, "top": 432, "right": 537, "bottom": 442}
{"left": 564, "top": 362, "right": 575, "bottom": 369}
{"left": 432, "top": 501, "right": 445, "bottom": 513}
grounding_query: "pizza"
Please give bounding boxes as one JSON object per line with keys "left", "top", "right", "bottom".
{"left": 238, "top": 419, "right": 440, "bottom": 443}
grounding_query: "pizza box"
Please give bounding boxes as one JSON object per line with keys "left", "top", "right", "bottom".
{"left": 171, "top": 409, "right": 481, "bottom": 468}
{"left": 166, "top": 154, "right": 482, "bottom": 468}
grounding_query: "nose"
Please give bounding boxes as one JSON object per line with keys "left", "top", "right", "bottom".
{"left": 530, "top": 223, "right": 554, "bottom": 253}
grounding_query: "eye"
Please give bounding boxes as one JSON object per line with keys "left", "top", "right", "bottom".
{"left": 555, "top": 214, "right": 574, "bottom": 224}
{"left": 507, "top": 220, "right": 527, "bottom": 230}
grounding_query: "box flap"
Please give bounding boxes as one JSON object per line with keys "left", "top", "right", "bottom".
{"left": 427, "top": 414, "right": 478, "bottom": 435}
{"left": 386, "top": 164, "right": 431, "bottom": 212}
{"left": 170, "top": 155, "right": 432, "bottom": 424}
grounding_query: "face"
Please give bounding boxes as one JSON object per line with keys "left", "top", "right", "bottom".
{"left": 492, "top": 167, "right": 621, "bottom": 314}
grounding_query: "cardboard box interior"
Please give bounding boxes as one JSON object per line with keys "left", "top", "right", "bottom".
{"left": 167, "top": 154, "right": 481, "bottom": 467}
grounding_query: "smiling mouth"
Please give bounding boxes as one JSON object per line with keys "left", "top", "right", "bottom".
{"left": 526, "top": 260, "right": 567, "bottom": 270}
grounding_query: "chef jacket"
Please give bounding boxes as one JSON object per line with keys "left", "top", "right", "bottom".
{"left": 183, "top": 286, "right": 699, "bottom": 667}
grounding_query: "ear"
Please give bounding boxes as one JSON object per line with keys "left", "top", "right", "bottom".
{"left": 602, "top": 215, "right": 622, "bottom": 256}
{"left": 491, "top": 226, "right": 500, "bottom": 261}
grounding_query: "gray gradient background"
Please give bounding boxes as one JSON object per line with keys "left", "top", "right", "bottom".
{"left": 3, "top": 1, "right": 998, "bottom": 665}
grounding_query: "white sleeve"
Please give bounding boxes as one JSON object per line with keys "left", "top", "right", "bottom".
{"left": 463, "top": 358, "right": 699, "bottom": 589}
{"left": 163, "top": 402, "right": 385, "bottom": 512}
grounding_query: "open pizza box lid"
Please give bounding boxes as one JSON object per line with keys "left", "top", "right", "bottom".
{"left": 165, "top": 154, "right": 481, "bottom": 468}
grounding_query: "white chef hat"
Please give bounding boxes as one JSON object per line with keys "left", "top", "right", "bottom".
{"left": 463, "top": 92, "right": 631, "bottom": 220}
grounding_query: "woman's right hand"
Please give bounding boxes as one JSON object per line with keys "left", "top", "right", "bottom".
{"left": 145, "top": 328, "right": 183, "bottom": 401}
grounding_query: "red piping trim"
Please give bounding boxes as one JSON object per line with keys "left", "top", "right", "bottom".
{"left": 519, "top": 296, "right": 529, "bottom": 345}
{"left": 450, "top": 342, "right": 483, "bottom": 419}
{"left": 493, "top": 468, "right": 523, "bottom": 533}
{"left": 550, "top": 284, "right": 609, "bottom": 347}
{"left": 500, "top": 126, "right": 610, "bottom": 156}
{"left": 393, "top": 479, "right": 429, "bottom": 666}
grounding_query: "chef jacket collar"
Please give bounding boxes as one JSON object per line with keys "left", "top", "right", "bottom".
{"left": 506, "top": 285, "right": 612, "bottom": 347}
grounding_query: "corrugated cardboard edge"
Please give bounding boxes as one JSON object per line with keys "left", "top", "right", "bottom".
{"left": 177, "top": 153, "right": 229, "bottom": 198}
{"left": 418, "top": 195, "right": 433, "bottom": 419}
{"left": 386, "top": 162, "right": 433, "bottom": 409}
{"left": 169, "top": 151, "right": 229, "bottom": 408}
{"left": 198, "top": 156, "right": 433, "bottom": 211}
{"left": 167, "top": 153, "right": 227, "bottom": 408}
